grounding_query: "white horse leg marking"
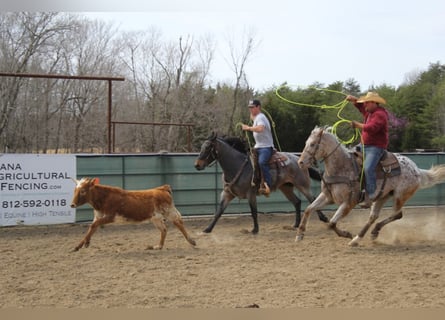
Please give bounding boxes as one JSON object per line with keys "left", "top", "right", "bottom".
{"left": 349, "top": 200, "right": 385, "bottom": 246}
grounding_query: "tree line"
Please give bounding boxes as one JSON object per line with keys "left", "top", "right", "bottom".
{"left": 1, "top": 12, "right": 444, "bottom": 154}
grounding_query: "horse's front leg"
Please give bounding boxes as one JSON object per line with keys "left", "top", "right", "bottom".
{"left": 203, "top": 191, "right": 235, "bottom": 233}
{"left": 296, "top": 193, "right": 330, "bottom": 241}
{"left": 247, "top": 195, "right": 259, "bottom": 234}
{"left": 300, "top": 190, "right": 329, "bottom": 224}
{"left": 328, "top": 202, "right": 355, "bottom": 239}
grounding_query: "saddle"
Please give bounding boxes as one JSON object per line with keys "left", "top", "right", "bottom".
{"left": 353, "top": 148, "right": 401, "bottom": 180}
{"left": 268, "top": 151, "right": 288, "bottom": 169}
{"left": 250, "top": 149, "right": 289, "bottom": 188}
{"left": 321, "top": 148, "right": 402, "bottom": 203}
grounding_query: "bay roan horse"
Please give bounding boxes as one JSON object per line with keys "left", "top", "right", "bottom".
{"left": 297, "top": 126, "right": 445, "bottom": 246}
{"left": 194, "top": 132, "right": 328, "bottom": 234}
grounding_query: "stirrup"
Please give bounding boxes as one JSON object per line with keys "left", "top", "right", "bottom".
{"left": 259, "top": 182, "right": 270, "bottom": 197}
{"left": 358, "top": 191, "right": 374, "bottom": 208}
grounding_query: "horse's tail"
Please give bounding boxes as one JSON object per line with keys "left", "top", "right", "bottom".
{"left": 308, "top": 167, "right": 322, "bottom": 181}
{"left": 419, "top": 164, "right": 445, "bottom": 189}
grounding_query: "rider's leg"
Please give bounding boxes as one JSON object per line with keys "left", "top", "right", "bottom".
{"left": 363, "top": 145, "right": 385, "bottom": 199}
{"left": 256, "top": 147, "right": 273, "bottom": 196}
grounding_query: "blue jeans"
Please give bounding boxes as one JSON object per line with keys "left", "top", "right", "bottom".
{"left": 363, "top": 145, "right": 385, "bottom": 197}
{"left": 256, "top": 147, "right": 273, "bottom": 187}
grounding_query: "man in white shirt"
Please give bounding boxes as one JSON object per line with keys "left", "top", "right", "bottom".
{"left": 241, "top": 99, "right": 274, "bottom": 196}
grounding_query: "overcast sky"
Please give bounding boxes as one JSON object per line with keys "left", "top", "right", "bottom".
{"left": 5, "top": 0, "right": 445, "bottom": 91}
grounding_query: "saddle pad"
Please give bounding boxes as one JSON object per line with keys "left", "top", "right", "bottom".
{"left": 269, "top": 152, "right": 289, "bottom": 168}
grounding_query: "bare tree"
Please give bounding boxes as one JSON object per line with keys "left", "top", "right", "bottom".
{"left": 61, "top": 18, "right": 121, "bottom": 152}
{"left": 0, "top": 13, "right": 252, "bottom": 153}
{"left": 116, "top": 29, "right": 216, "bottom": 152}
{"left": 223, "top": 27, "right": 259, "bottom": 135}
{"left": 0, "top": 12, "right": 73, "bottom": 151}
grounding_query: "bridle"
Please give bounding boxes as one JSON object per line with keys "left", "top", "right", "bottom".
{"left": 197, "top": 136, "right": 249, "bottom": 196}
{"left": 198, "top": 139, "right": 218, "bottom": 167}
{"left": 302, "top": 128, "right": 342, "bottom": 167}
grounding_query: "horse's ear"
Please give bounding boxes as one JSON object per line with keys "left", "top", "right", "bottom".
{"left": 208, "top": 131, "right": 216, "bottom": 140}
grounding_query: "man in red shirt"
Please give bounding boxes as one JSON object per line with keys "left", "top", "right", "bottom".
{"left": 346, "top": 92, "right": 389, "bottom": 208}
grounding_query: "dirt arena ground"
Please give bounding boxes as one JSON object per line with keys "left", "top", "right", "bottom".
{"left": 1, "top": 207, "right": 445, "bottom": 308}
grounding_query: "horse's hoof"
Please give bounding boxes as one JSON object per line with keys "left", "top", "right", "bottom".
{"left": 370, "top": 232, "right": 379, "bottom": 240}
{"left": 296, "top": 234, "right": 304, "bottom": 242}
{"left": 348, "top": 236, "right": 361, "bottom": 247}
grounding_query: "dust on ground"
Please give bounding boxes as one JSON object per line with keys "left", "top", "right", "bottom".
{"left": 1, "top": 207, "right": 445, "bottom": 308}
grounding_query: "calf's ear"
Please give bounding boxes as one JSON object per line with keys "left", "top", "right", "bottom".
{"left": 93, "top": 177, "right": 100, "bottom": 185}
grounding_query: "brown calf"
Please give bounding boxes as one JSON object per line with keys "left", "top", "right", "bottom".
{"left": 70, "top": 177, "right": 196, "bottom": 251}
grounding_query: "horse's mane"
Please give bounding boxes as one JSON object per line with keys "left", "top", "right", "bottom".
{"left": 313, "top": 126, "right": 351, "bottom": 153}
{"left": 313, "top": 125, "right": 336, "bottom": 140}
{"left": 221, "top": 136, "right": 249, "bottom": 154}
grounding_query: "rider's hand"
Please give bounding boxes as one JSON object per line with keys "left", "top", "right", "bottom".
{"left": 351, "top": 120, "right": 362, "bottom": 129}
{"left": 346, "top": 95, "right": 357, "bottom": 103}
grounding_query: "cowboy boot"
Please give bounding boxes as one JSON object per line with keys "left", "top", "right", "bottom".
{"left": 259, "top": 182, "right": 270, "bottom": 197}
{"left": 359, "top": 191, "right": 375, "bottom": 208}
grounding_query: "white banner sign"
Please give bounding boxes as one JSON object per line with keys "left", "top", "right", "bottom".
{"left": 0, "top": 154, "right": 76, "bottom": 226}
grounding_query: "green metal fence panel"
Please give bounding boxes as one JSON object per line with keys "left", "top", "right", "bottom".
{"left": 74, "top": 152, "right": 445, "bottom": 222}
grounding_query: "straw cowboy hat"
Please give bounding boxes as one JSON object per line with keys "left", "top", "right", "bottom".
{"left": 357, "top": 92, "right": 386, "bottom": 105}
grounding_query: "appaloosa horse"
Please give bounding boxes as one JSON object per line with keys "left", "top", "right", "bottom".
{"left": 194, "top": 132, "right": 328, "bottom": 234}
{"left": 297, "top": 126, "right": 445, "bottom": 246}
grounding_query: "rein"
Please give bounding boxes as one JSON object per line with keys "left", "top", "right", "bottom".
{"left": 320, "top": 141, "right": 342, "bottom": 163}
{"left": 305, "top": 129, "right": 341, "bottom": 167}
{"left": 201, "top": 144, "right": 217, "bottom": 167}
{"left": 310, "top": 130, "right": 361, "bottom": 202}
{"left": 224, "top": 157, "right": 249, "bottom": 196}
{"left": 208, "top": 138, "right": 250, "bottom": 195}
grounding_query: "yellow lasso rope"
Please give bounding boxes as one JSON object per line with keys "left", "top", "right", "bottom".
{"left": 235, "top": 109, "right": 281, "bottom": 152}
{"left": 275, "top": 85, "right": 366, "bottom": 189}
{"left": 275, "top": 85, "right": 360, "bottom": 145}
{"left": 235, "top": 122, "right": 254, "bottom": 150}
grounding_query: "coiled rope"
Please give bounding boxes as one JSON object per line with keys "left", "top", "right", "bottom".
{"left": 236, "top": 85, "right": 362, "bottom": 153}
{"left": 275, "top": 85, "right": 361, "bottom": 145}
{"left": 275, "top": 85, "right": 367, "bottom": 188}
{"left": 235, "top": 105, "right": 282, "bottom": 152}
